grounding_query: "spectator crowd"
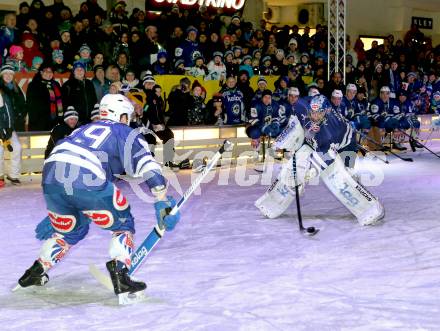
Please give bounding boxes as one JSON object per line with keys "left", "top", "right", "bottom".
{"left": 1, "top": 0, "right": 440, "bottom": 184}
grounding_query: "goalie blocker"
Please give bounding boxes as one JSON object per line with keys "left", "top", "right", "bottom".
{"left": 256, "top": 115, "right": 384, "bottom": 226}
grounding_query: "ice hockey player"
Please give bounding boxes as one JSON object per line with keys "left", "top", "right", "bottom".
{"left": 255, "top": 94, "right": 384, "bottom": 226}
{"left": 281, "top": 87, "right": 302, "bottom": 128}
{"left": 369, "top": 86, "right": 405, "bottom": 150}
{"left": 247, "top": 89, "right": 284, "bottom": 148}
{"left": 396, "top": 89, "right": 422, "bottom": 150}
{"left": 330, "top": 89, "right": 349, "bottom": 119}
{"left": 16, "top": 94, "right": 180, "bottom": 299}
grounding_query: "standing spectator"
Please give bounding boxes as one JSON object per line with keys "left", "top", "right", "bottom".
{"left": 21, "top": 31, "right": 44, "bottom": 69}
{"left": 147, "top": 84, "right": 176, "bottom": 166}
{"left": 61, "top": 61, "right": 97, "bottom": 125}
{"left": 27, "top": 62, "right": 63, "bottom": 131}
{"left": 0, "top": 13, "right": 19, "bottom": 65}
{"left": 109, "top": 1, "right": 129, "bottom": 36}
{"left": 167, "top": 77, "right": 193, "bottom": 126}
{"left": 325, "top": 71, "right": 346, "bottom": 98}
{"left": 44, "top": 106, "right": 78, "bottom": 159}
{"left": 0, "top": 75, "right": 22, "bottom": 187}
{"left": 59, "top": 30, "right": 75, "bottom": 66}
{"left": 236, "top": 70, "right": 254, "bottom": 115}
{"left": 0, "top": 64, "right": 27, "bottom": 132}
{"left": 139, "top": 25, "right": 159, "bottom": 68}
{"left": 387, "top": 60, "right": 401, "bottom": 96}
{"left": 221, "top": 76, "right": 246, "bottom": 125}
{"left": 95, "top": 20, "right": 117, "bottom": 61}
{"left": 175, "top": 26, "right": 201, "bottom": 67}
{"left": 91, "top": 64, "right": 110, "bottom": 101}
{"left": 17, "top": 3, "right": 31, "bottom": 32}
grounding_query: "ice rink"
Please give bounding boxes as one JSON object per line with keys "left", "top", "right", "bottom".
{"left": 1, "top": 145, "right": 439, "bottom": 331}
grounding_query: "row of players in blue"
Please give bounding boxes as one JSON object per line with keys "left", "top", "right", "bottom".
{"left": 245, "top": 84, "right": 433, "bottom": 152}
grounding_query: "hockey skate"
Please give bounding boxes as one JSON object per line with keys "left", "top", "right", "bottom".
{"left": 14, "top": 260, "right": 49, "bottom": 291}
{"left": 106, "top": 260, "right": 146, "bottom": 305}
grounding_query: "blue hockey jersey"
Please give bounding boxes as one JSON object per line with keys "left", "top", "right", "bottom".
{"left": 249, "top": 100, "right": 284, "bottom": 127}
{"left": 369, "top": 98, "right": 400, "bottom": 120}
{"left": 221, "top": 88, "right": 246, "bottom": 125}
{"left": 43, "top": 120, "right": 165, "bottom": 191}
{"left": 175, "top": 39, "right": 201, "bottom": 67}
{"left": 295, "top": 101, "right": 355, "bottom": 154}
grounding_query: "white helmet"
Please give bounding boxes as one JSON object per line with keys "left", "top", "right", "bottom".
{"left": 99, "top": 94, "right": 134, "bottom": 125}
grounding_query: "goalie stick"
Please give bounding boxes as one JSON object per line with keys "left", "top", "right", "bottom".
{"left": 292, "top": 152, "right": 319, "bottom": 236}
{"left": 90, "top": 140, "right": 233, "bottom": 293}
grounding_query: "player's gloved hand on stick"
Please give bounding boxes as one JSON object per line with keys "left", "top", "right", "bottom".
{"left": 262, "top": 122, "right": 280, "bottom": 137}
{"left": 154, "top": 196, "right": 180, "bottom": 231}
{"left": 35, "top": 216, "right": 55, "bottom": 240}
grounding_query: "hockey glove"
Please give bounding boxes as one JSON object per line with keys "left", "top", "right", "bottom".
{"left": 35, "top": 216, "right": 55, "bottom": 240}
{"left": 154, "top": 196, "right": 180, "bottom": 231}
{"left": 262, "top": 122, "right": 280, "bottom": 137}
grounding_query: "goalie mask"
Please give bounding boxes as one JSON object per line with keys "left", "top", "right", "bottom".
{"left": 99, "top": 94, "right": 134, "bottom": 125}
{"left": 309, "top": 95, "right": 331, "bottom": 123}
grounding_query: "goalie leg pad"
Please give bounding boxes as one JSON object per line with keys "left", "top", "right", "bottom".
{"left": 255, "top": 178, "right": 297, "bottom": 219}
{"left": 256, "top": 144, "right": 314, "bottom": 219}
{"left": 109, "top": 231, "right": 135, "bottom": 268}
{"left": 320, "top": 154, "right": 385, "bottom": 226}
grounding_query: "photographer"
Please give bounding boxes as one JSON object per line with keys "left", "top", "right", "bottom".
{"left": 167, "top": 77, "right": 194, "bottom": 126}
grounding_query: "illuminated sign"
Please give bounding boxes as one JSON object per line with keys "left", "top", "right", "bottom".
{"left": 153, "top": 0, "right": 246, "bottom": 10}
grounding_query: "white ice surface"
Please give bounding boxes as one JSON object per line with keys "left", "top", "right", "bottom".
{"left": 1, "top": 146, "right": 440, "bottom": 331}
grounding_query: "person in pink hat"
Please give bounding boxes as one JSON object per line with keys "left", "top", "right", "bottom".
{"left": 6, "top": 45, "right": 28, "bottom": 72}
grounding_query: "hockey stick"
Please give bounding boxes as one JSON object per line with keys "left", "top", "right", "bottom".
{"left": 398, "top": 129, "right": 440, "bottom": 159}
{"left": 90, "top": 140, "right": 233, "bottom": 290}
{"left": 356, "top": 143, "right": 389, "bottom": 164}
{"left": 292, "top": 152, "right": 319, "bottom": 236}
{"left": 359, "top": 132, "right": 413, "bottom": 162}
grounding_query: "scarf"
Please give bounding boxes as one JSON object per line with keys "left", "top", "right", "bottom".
{"left": 45, "top": 80, "right": 63, "bottom": 120}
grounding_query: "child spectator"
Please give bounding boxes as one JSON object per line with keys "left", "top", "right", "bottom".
{"left": 205, "top": 93, "right": 224, "bottom": 125}
{"left": 206, "top": 51, "right": 226, "bottom": 81}
{"left": 188, "top": 80, "right": 206, "bottom": 125}
{"left": 239, "top": 55, "right": 253, "bottom": 78}
{"left": 174, "top": 59, "right": 186, "bottom": 75}
{"left": 260, "top": 56, "right": 274, "bottom": 75}
{"left": 187, "top": 55, "right": 208, "bottom": 78}
{"left": 76, "top": 44, "right": 93, "bottom": 71}
{"left": 6, "top": 45, "right": 28, "bottom": 72}
{"left": 152, "top": 50, "right": 170, "bottom": 75}
{"left": 31, "top": 56, "right": 43, "bottom": 72}
{"left": 52, "top": 49, "right": 67, "bottom": 73}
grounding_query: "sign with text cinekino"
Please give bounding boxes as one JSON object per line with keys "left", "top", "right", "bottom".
{"left": 152, "top": 0, "right": 246, "bottom": 10}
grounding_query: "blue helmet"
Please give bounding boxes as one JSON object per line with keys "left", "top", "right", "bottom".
{"left": 309, "top": 95, "right": 331, "bottom": 114}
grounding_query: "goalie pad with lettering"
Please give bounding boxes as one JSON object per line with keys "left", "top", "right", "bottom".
{"left": 255, "top": 145, "right": 316, "bottom": 219}
{"left": 320, "top": 153, "right": 385, "bottom": 226}
{"left": 273, "top": 115, "right": 305, "bottom": 152}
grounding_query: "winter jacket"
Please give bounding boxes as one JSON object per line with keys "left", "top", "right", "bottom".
{"left": 61, "top": 77, "right": 98, "bottom": 125}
